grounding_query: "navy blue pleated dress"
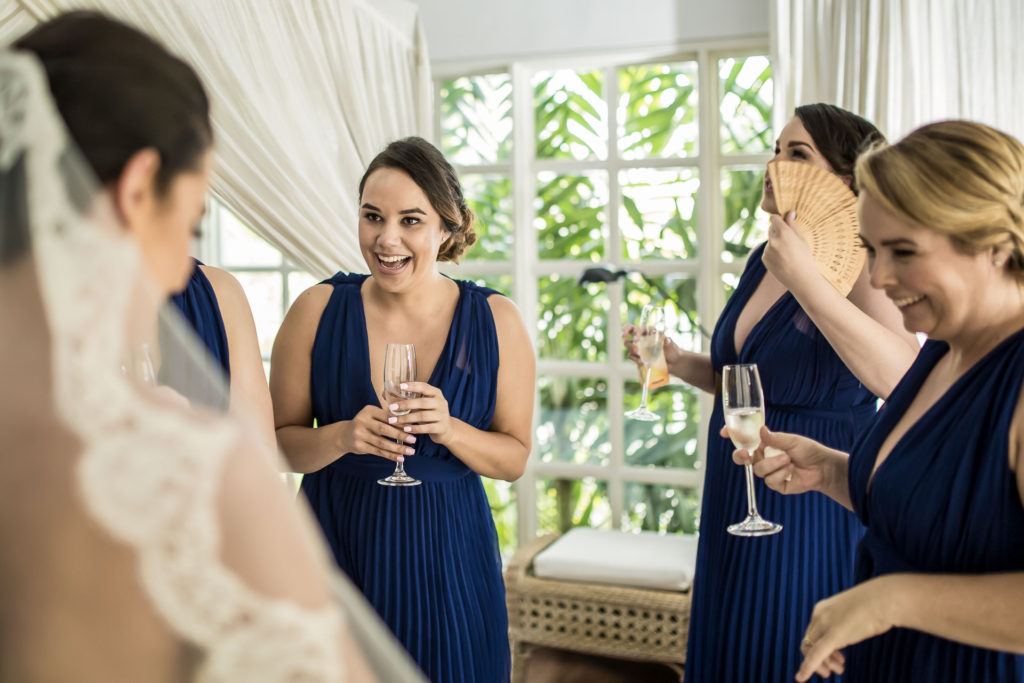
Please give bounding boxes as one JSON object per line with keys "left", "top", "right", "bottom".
{"left": 845, "top": 333, "right": 1024, "bottom": 682}
{"left": 302, "top": 273, "right": 509, "bottom": 683}
{"left": 684, "top": 244, "right": 875, "bottom": 683}
{"left": 160, "top": 259, "right": 231, "bottom": 409}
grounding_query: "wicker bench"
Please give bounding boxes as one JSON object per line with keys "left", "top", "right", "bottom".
{"left": 505, "top": 533, "right": 691, "bottom": 682}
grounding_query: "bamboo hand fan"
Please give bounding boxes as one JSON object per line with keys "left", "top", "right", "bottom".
{"left": 766, "top": 160, "right": 864, "bottom": 296}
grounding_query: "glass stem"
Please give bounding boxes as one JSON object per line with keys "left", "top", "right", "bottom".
{"left": 743, "top": 463, "right": 760, "bottom": 518}
{"left": 639, "top": 366, "right": 652, "bottom": 408}
{"left": 394, "top": 439, "right": 408, "bottom": 477}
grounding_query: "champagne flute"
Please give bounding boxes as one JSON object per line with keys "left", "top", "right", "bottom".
{"left": 123, "top": 343, "right": 157, "bottom": 386}
{"left": 378, "top": 343, "right": 421, "bottom": 487}
{"left": 722, "top": 363, "right": 782, "bottom": 536}
{"left": 625, "top": 304, "right": 665, "bottom": 421}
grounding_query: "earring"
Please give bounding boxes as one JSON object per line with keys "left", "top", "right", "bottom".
{"left": 995, "top": 259, "right": 1004, "bottom": 267}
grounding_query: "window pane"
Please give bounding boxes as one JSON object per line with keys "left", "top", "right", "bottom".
{"left": 618, "top": 61, "right": 699, "bottom": 160}
{"left": 722, "top": 272, "right": 740, "bottom": 300}
{"left": 620, "top": 167, "right": 699, "bottom": 261}
{"left": 721, "top": 167, "right": 770, "bottom": 263}
{"left": 622, "top": 483, "right": 699, "bottom": 534}
{"left": 536, "top": 171, "right": 608, "bottom": 260}
{"left": 217, "top": 204, "right": 282, "bottom": 268}
{"left": 287, "top": 271, "right": 318, "bottom": 308}
{"left": 233, "top": 272, "right": 283, "bottom": 357}
{"left": 623, "top": 381, "right": 700, "bottom": 470}
{"left": 537, "top": 275, "right": 609, "bottom": 361}
{"left": 462, "top": 173, "right": 512, "bottom": 261}
{"left": 439, "top": 73, "right": 512, "bottom": 165}
{"left": 719, "top": 56, "right": 773, "bottom": 154}
{"left": 534, "top": 69, "right": 607, "bottom": 160}
{"left": 484, "top": 478, "right": 517, "bottom": 561}
{"left": 537, "top": 476, "right": 611, "bottom": 534}
{"left": 537, "top": 376, "right": 610, "bottom": 466}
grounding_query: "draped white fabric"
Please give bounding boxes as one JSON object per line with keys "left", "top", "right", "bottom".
{"left": 7, "top": 0, "right": 433, "bottom": 277}
{"left": 772, "top": 0, "right": 1024, "bottom": 141}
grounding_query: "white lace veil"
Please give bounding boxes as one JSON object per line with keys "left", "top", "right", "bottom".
{"left": 0, "top": 49, "right": 423, "bottom": 683}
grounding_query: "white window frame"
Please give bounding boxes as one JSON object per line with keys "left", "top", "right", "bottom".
{"left": 196, "top": 199, "right": 310, "bottom": 365}
{"left": 435, "top": 37, "right": 772, "bottom": 546}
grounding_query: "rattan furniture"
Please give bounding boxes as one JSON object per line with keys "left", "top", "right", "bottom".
{"left": 505, "top": 533, "right": 691, "bottom": 682}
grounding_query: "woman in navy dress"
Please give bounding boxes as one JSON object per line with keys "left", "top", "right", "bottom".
{"left": 164, "top": 259, "right": 276, "bottom": 451}
{"left": 271, "top": 137, "right": 535, "bottom": 682}
{"left": 743, "top": 120, "right": 1024, "bottom": 682}
{"left": 624, "top": 104, "right": 919, "bottom": 683}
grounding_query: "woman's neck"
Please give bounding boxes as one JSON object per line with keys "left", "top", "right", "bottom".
{"left": 944, "top": 281, "right": 1024, "bottom": 372}
{"left": 365, "top": 270, "right": 456, "bottom": 320}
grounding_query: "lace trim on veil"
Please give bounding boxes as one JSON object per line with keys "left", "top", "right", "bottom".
{"left": 2, "top": 52, "right": 345, "bottom": 682}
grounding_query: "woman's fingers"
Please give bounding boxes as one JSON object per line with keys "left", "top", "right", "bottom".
{"left": 752, "top": 451, "right": 790, "bottom": 479}
{"left": 763, "top": 466, "right": 797, "bottom": 492}
{"left": 377, "top": 438, "right": 413, "bottom": 461}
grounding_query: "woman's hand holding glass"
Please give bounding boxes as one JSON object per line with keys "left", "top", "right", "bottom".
{"left": 625, "top": 304, "right": 665, "bottom": 421}
{"left": 729, "top": 427, "right": 829, "bottom": 495}
{"left": 729, "top": 425, "right": 853, "bottom": 510}
{"left": 339, "top": 404, "right": 416, "bottom": 462}
{"left": 386, "top": 381, "right": 454, "bottom": 446}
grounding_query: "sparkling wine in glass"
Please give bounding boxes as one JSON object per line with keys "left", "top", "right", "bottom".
{"left": 722, "top": 363, "right": 782, "bottom": 536}
{"left": 626, "top": 304, "right": 665, "bottom": 422}
{"left": 378, "top": 343, "right": 421, "bottom": 487}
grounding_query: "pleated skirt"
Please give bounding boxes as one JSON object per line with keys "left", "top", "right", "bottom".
{"left": 683, "top": 406, "right": 864, "bottom": 683}
{"left": 303, "top": 467, "right": 510, "bottom": 683}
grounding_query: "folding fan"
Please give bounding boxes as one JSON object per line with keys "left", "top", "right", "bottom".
{"left": 766, "top": 160, "right": 864, "bottom": 296}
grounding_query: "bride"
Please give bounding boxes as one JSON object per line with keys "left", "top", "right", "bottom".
{"left": 0, "top": 11, "right": 418, "bottom": 682}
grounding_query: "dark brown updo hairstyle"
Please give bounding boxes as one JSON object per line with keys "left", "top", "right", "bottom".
{"left": 795, "top": 103, "right": 885, "bottom": 195}
{"left": 15, "top": 11, "right": 213, "bottom": 196}
{"left": 358, "top": 136, "right": 477, "bottom": 262}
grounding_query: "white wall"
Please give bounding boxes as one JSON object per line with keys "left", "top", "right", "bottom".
{"left": 413, "top": 0, "right": 770, "bottom": 66}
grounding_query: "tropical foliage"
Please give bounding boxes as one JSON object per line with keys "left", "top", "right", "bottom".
{"left": 439, "top": 55, "right": 772, "bottom": 559}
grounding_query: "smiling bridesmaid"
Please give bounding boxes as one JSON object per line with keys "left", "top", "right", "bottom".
{"left": 270, "top": 137, "right": 535, "bottom": 683}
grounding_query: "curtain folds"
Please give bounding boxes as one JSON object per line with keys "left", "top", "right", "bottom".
{"left": 10, "top": 0, "right": 432, "bottom": 277}
{"left": 772, "top": 0, "right": 1024, "bottom": 142}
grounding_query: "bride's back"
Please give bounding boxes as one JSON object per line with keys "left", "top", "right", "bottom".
{"left": 0, "top": 14, "right": 375, "bottom": 680}
{"left": 0, "top": 267, "right": 190, "bottom": 682}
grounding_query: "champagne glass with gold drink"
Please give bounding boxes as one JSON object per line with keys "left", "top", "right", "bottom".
{"left": 626, "top": 304, "right": 665, "bottom": 421}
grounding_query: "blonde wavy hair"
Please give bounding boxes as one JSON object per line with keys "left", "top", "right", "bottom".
{"left": 855, "top": 120, "right": 1024, "bottom": 279}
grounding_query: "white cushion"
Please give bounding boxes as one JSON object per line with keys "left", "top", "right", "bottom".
{"left": 532, "top": 528, "right": 697, "bottom": 592}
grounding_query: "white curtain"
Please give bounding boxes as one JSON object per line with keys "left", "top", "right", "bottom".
{"left": 772, "top": 0, "right": 1024, "bottom": 142}
{"left": 7, "top": 0, "right": 433, "bottom": 277}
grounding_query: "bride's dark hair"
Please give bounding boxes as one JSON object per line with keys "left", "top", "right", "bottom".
{"left": 14, "top": 11, "right": 212, "bottom": 196}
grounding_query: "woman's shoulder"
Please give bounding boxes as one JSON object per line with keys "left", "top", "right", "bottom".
{"left": 453, "top": 276, "right": 501, "bottom": 298}
{"left": 451, "top": 278, "right": 516, "bottom": 317}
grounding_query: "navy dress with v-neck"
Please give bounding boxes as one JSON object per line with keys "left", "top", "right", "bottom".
{"left": 684, "top": 243, "right": 877, "bottom": 683}
{"left": 844, "top": 334, "right": 1024, "bottom": 682}
{"left": 301, "top": 273, "right": 509, "bottom": 683}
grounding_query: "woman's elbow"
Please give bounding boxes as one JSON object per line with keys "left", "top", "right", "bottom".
{"left": 500, "top": 445, "right": 530, "bottom": 482}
